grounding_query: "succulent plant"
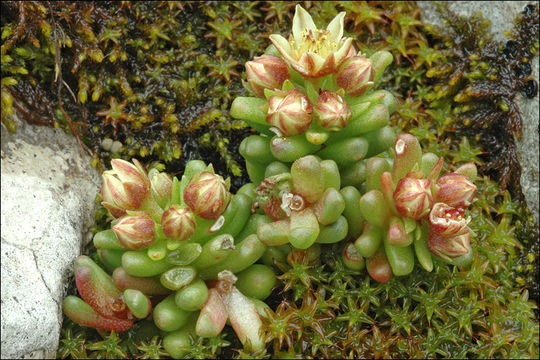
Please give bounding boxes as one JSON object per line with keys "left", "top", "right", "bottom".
{"left": 63, "top": 158, "right": 274, "bottom": 355}
{"left": 54, "top": 3, "right": 538, "bottom": 359}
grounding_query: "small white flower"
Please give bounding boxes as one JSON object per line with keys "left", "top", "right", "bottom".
{"left": 269, "top": 5, "right": 354, "bottom": 78}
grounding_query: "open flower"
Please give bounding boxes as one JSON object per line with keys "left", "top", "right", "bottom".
{"left": 429, "top": 202, "right": 471, "bottom": 236}
{"left": 269, "top": 5, "right": 354, "bottom": 78}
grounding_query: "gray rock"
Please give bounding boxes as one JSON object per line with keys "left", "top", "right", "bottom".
{"left": 417, "top": 1, "right": 539, "bottom": 224}
{"left": 515, "top": 55, "right": 539, "bottom": 225}
{"left": 1, "top": 118, "right": 101, "bottom": 359}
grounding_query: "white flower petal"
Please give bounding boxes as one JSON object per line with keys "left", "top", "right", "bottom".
{"left": 334, "top": 37, "right": 353, "bottom": 64}
{"left": 269, "top": 34, "right": 297, "bottom": 64}
{"left": 327, "top": 12, "right": 346, "bottom": 43}
{"left": 292, "top": 5, "right": 317, "bottom": 45}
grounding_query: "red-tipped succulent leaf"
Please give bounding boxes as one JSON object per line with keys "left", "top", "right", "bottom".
{"left": 63, "top": 296, "right": 133, "bottom": 332}
{"left": 74, "top": 256, "right": 131, "bottom": 320}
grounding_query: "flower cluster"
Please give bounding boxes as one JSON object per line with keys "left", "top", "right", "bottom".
{"left": 63, "top": 159, "right": 273, "bottom": 355}
{"left": 231, "top": 5, "right": 479, "bottom": 284}
{"left": 355, "top": 133, "right": 477, "bottom": 282}
{"left": 231, "top": 5, "right": 395, "bottom": 150}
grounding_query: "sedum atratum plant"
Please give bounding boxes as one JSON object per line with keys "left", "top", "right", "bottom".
{"left": 63, "top": 5, "right": 484, "bottom": 355}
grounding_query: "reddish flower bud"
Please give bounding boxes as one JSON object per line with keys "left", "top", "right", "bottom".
{"left": 429, "top": 203, "right": 471, "bottom": 236}
{"left": 245, "top": 54, "right": 290, "bottom": 98}
{"left": 314, "top": 91, "right": 352, "bottom": 131}
{"left": 435, "top": 173, "right": 476, "bottom": 209}
{"left": 427, "top": 230, "right": 470, "bottom": 262}
{"left": 101, "top": 158, "right": 151, "bottom": 216}
{"left": 335, "top": 56, "right": 374, "bottom": 97}
{"left": 111, "top": 158, "right": 150, "bottom": 188}
{"left": 112, "top": 211, "right": 156, "bottom": 250}
{"left": 150, "top": 172, "right": 173, "bottom": 208}
{"left": 161, "top": 205, "right": 196, "bottom": 242}
{"left": 393, "top": 177, "right": 433, "bottom": 219}
{"left": 266, "top": 89, "right": 313, "bottom": 137}
{"left": 366, "top": 248, "right": 392, "bottom": 283}
{"left": 101, "top": 173, "right": 129, "bottom": 217}
{"left": 184, "top": 171, "right": 231, "bottom": 220}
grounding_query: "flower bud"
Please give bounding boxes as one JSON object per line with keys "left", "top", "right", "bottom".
{"left": 335, "top": 56, "right": 374, "bottom": 97}
{"left": 393, "top": 177, "right": 433, "bottom": 219}
{"left": 111, "top": 158, "right": 151, "bottom": 188}
{"left": 161, "top": 205, "right": 196, "bottom": 242}
{"left": 427, "top": 230, "right": 470, "bottom": 262}
{"left": 435, "top": 173, "right": 476, "bottom": 209}
{"left": 266, "top": 89, "right": 313, "bottom": 137}
{"left": 112, "top": 211, "right": 156, "bottom": 250}
{"left": 314, "top": 91, "right": 352, "bottom": 131}
{"left": 150, "top": 172, "right": 173, "bottom": 209}
{"left": 101, "top": 173, "right": 129, "bottom": 217}
{"left": 184, "top": 171, "right": 231, "bottom": 220}
{"left": 245, "top": 54, "right": 290, "bottom": 98}
{"left": 429, "top": 202, "right": 471, "bottom": 236}
{"left": 101, "top": 159, "right": 152, "bottom": 216}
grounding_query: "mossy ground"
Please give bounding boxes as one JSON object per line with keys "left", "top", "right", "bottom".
{"left": 1, "top": 1, "right": 538, "bottom": 358}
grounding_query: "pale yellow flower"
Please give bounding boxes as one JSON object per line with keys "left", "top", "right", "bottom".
{"left": 269, "top": 5, "right": 354, "bottom": 78}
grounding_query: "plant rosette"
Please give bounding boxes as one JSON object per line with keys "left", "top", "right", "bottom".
{"left": 63, "top": 158, "right": 275, "bottom": 355}
{"left": 230, "top": 4, "right": 398, "bottom": 169}
{"left": 356, "top": 133, "right": 478, "bottom": 282}
{"left": 252, "top": 154, "right": 348, "bottom": 250}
